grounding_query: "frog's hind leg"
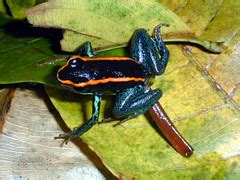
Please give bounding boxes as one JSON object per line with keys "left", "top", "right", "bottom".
{"left": 130, "top": 24, "right": 170, "bottom": 75}
{"left": 74, "top": 41, "right": 96, "bottom": 57}
{"left": 153, "top": 23, "right": 170, "bottom": 74}
{"left": 113, "top": 85, "right": 162, "bottom": 122}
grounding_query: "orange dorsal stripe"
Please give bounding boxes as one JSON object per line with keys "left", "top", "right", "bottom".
{"left": 58, "top": 77, "right": 145, "bottom": 87}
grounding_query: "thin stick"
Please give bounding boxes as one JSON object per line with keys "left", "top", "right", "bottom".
{"left": 148, "top": 102, "right": 193, "bottom": 157}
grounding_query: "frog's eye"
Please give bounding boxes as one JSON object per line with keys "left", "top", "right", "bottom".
{"left": 68, "top": 59, "right": 78, "bottom": 68}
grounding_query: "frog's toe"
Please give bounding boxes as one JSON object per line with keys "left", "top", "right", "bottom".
{"left": 55, "top": 132, "right": 69, "bottom": 139}
{"left": 154, "top": 23, "right": 170, "bottom": 38}
{"left": 99, "top": 117, "right": 116, "bottom": 124}
{"left": 113, "top": 117, "right": 133, "bottom": 127}
{"left": 55, "top": 133, "right": 70, "bottom": 144}
{"left": 55, "top": 127, "right": 80, "bottom": 144}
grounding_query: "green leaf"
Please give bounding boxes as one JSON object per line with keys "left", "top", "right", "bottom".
{"left": 0, "top": 0, "right": 7, "bottom": 14}
{"left": 25, "top": 0, "right": 223, "bottom": 52}
{"left": 0, "top": 0, "right": 13, "bottom": 27}
{"left": 199, "top": 1, "right": 240, "bottom": 43}
{"left": 160, "top": 0, "right": 224, "bottom": 36}
{"left": 0, "top": 26, "right": 63, "bottom": 85}
{"left": 25, "top": 0, "right": 190, "bottom": 49}
{"left": 0, "top": 13, "right": 14, "bottom": 27}
{"left": 6, "top": 0, "right": 36, "bottom": 19}
{"left": 0, "top": 0, "right": 42, "bottom": 26}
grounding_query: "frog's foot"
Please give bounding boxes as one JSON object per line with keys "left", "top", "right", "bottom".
{"left": 55, "top": 127, "right": 80, "bottom": 144}
{"left": 99, "top": 117, "right": 130, "bottom": 126}
{"left": 113, "top": 118, "right": 131, "bottom": 127}
{"left": 154, "top": 23, "right": 170, "bottom": 39}
{"left": 99, "top": 117, "right": 120, "bottom": 124}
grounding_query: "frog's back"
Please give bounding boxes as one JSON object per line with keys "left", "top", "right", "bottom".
{"left": 57, "top": 56, "right": 149, "bottom": 93}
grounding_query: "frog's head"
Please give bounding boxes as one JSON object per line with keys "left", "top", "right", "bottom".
{"left": 57, "top": 56, "right": 89, "bottom": 87}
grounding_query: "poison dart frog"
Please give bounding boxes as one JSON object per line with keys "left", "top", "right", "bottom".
{"left": 57, "top": 24, "right": 170, "bottom": 142}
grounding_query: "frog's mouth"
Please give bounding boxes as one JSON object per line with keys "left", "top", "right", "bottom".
{"left": 56, "top": 64, "right": 67, "bottom": 81}
{"left": 60, "top": 83, "right": 76, "bottom": 91}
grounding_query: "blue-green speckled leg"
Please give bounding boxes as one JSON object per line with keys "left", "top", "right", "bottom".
{"left": 130, "top": 24, "right": 170, "bottom": 75}
{"left": 113, "top": 85, "right": 162, "bottom": 120}
{"left": 57, "top": 94, "right": 101, "bottom": 143}
{"left": 74, "top": 41, "right": 95, "bottom": 57}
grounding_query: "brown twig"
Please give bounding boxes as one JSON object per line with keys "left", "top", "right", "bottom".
{"left": 148, "top": 102, "right": 193, "bottom": 157}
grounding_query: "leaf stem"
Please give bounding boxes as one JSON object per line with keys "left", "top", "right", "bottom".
{"left": 95, "top": 38, "right": 224, "bottom": 53}
{"left": 164, "top": 38, "right": 224, "bottom": 53}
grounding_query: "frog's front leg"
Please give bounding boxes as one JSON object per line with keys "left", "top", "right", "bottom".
{"left": 113, "top": 85, "right": 162, "bottom": 121}
{"left": 74, "top": 41, "right": 95, "bottom": 57}
{"left": 130, "top": 24, "right": 170, "bottom": 75}
{"left": 57, "top": 94, "right": 101, "bottom": 143}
